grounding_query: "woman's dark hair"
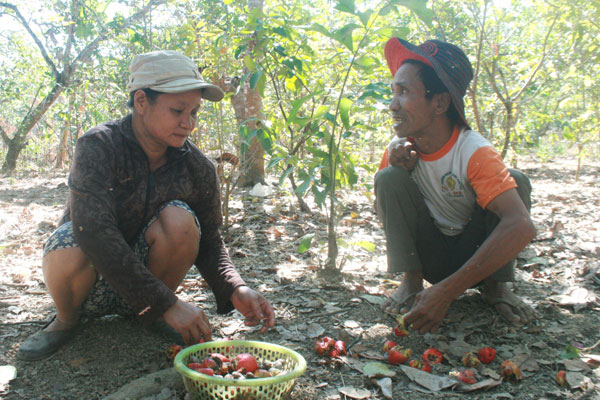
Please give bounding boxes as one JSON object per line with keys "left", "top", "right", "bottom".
{"left": 127, "top": 88, "right": 162, "bottom": 108}
{"left": 404, "top": 59, "right": 461, "bottom": 124}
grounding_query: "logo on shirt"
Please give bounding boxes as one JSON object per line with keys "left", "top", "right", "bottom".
{"left": 441, "top": 171, "right": 465, "bottom": 198}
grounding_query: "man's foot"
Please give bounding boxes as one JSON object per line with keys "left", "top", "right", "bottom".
{"left": 382, "top": 271, "right": 424, "bottom": 314}
{"left": 17, "top": 315, "right": 78, "bottom": 361}
{"left": 481, "top": 281, "right": 535, "bottom": 324}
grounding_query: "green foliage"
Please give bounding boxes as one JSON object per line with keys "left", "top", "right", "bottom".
{"left": 297, "top": 233, "right": 314, "bottom": 253}
{"left": 1, "top": 0, "right": 598, "bottom": 239}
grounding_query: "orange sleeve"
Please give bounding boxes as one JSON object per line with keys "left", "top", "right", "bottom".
{"left": 467, "top": 147, "right": 517, "bottom": 209}
{"left": 378, "top": 148, "right": 389, "bottom": 171}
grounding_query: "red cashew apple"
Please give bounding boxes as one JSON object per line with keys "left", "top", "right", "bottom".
{"left": 200, "top": 357, "right": 220, "bottom": 370}
{"left": 461, "top": 352, "right": 481, "bottom": 367}
{"left": 500, "top": 360, "right": 523, "bottom": 382}
{"left": 422, "top": 347, "right": 443, "bottom": 365}
{"left": 451, "top": 369, "right": 477, "bottom": 384}
{"left": 235, "top": 353, "right": 258, "bottom": 373}
{"left": 477, "top": 346, "right": 496, "bottom": 364}
{"left": 165, "top": 344, "right": 183, "bottom": 361}
{"left": 382, "top": 340, "right": 398, "bottom": 353}
{"left": 211, "top": 353, "right": 230, "bottom": 364}
{"left": 334, "top": 340, "right": 347, "bottom": 356}
{"left": 187, "top": 362, "right": 202, "bottom": 371}
{"left": 197, "top": 368, "right": 214, "bottom": 376}
{"left": 254, "top": 369, "right": 272, "bottom": 378}
{"left": 556, "top": 370, "right": 568, "bottom": 387}
{"left": 388, "top": 346, "right": 412, "bottom": 365}
{"left": 393, "top": 326, "right": 409, "bottom": 337}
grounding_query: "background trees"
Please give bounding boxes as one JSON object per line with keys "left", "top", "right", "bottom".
{"left": 1, "top": 0, "right": 598, "bottom": 267}
{"left": 0, "top": 0, "right": 166, "bottom": 173}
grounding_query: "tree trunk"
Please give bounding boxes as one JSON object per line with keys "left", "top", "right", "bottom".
{"left": 2, "top": 82, "right": 65, "bottom": 173}
{"left": 575, "top": 143, "right": 582, "bottom": 182}
{"left": 326, "top": 213, "right": 338, "bottom": 270}
{"left": 237, "top": 0, "right": 265, "bottom": 187}
{"left": 55, "top": 126, "right": 68, "bottom": 169}
{"left": 500, "top": 102, "right": 513, "bottom": 159}
{"left": 55, "top": 93, "right": 74, "bottom": 169}
{"left": 469, "top": 89, "right": 483, "bottom": 133}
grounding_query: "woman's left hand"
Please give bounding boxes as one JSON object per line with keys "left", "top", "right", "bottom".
{"left": 231, "top": 286, "right": 275, "bottom": 333}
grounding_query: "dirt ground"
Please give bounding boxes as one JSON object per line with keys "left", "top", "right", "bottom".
{"left": 1, "top": 157, "right": 599, "bottom": 400}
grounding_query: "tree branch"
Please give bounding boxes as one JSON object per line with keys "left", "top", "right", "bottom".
{"left": 468, "top": 0, "right": 489, "bottom": 133}
{"left": 72, "top": 0, "right": 166, "bottom": 67}
{"left": 0, "top": 123, "right": 10, "bottom": 144}
{"left": 62, "top": 0, "right": 80, "bottom": 67}
{"left": 512, "top": 12, "right": 558, "bottom": 101}
{"left": 484, "top": 60, "right": 507, "bottom": 106}
{"left": 430, "top": 0, "right": 447, "bottom": 42}
{"left": 471, "top": 1, "right": 488, "bottom": 96}
{"left": 0, "top": 2, "right": 59, "bottom": 78}
{"left": 498, "top": 64, "right": 510, "bottom": 100}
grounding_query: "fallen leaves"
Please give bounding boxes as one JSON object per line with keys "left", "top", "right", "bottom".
{"left": 338, "top": 386, "right": 371, "bottom": 399}
{"left": 362, "top": 362, "right": 395, "bottom": 378}
{"left": 398, "top": 365, "right": 456, "bottom": 392}
{"left": 549, "top": 287, "right": 595, "bottom": 312}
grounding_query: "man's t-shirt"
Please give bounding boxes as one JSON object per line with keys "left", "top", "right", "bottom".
{"left": 379, "top": 126, "right": 516, "bottom": 236}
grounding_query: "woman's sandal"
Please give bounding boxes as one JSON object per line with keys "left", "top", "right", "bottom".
{"left": 17, "top": 315, "right": 78, "bottom": 361}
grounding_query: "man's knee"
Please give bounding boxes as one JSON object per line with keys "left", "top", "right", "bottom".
{"left": 375, "top": 166, "right": 412, "bottom": 197}
{"left": 508, "top": 169, "right": 532, "bottom": 211}
{"left": 147, "top": 205, "right": 200, "bottom": 248}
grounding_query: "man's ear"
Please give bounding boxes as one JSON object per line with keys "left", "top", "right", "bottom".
{"left": 433, "top": 92, "right": 451, "bottom": 115}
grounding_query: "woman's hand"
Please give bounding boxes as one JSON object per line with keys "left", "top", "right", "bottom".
{"left": 163, "top": 299, "right": 212, "bottom": 344}
{"left": 231, "top": 286, "right": 275, "bottom": 333}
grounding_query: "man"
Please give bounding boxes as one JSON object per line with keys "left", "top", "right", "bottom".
{"left": 375, "top": 38, "right": 536, "bottom": 334}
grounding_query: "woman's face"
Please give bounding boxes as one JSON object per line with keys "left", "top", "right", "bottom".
{"left": 134, "top": 89, "right": 203, "bottom": 149}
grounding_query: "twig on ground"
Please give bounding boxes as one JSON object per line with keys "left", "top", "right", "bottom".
{"left": 0, "top": 320, "right": 47, "bottom": 326}
{"left": 581, "top": 339, "right": 600, "bottom": 352}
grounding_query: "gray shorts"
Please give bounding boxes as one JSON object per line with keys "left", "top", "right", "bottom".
{"left": 43, "top": 200, "right": 198, "bottom": 318}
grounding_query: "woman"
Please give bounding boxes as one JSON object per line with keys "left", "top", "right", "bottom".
{"left": 18, "top": 50, "right": 275, "bottom": 361}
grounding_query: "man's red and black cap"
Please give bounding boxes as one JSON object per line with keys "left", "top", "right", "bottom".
{"left": 385, "top": 38, "right": 474, "bottom": 128}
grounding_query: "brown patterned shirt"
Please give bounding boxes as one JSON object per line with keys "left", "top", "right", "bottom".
{"left": 63, "top": 114, "right": 245, "bottom": 322}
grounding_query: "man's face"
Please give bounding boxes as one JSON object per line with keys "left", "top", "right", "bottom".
{"left": 389, "top": 62, "right": 437, "bottom": 138}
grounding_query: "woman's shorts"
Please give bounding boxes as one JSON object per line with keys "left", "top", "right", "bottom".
{"left": 43, "top": 200, "right": 199, "bottom": 318}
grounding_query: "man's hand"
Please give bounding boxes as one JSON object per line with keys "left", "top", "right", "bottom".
{"left": 231, "top": 286, "right": 275, "bottom": 333}
{"left": 163, "top": 299, "right": 212, "bottom": 344}
{"left": 389, "top": 140, "right": 418, "bottom": 170}
{"left": 403, "top": 283, "right": 456, "bottom": 334}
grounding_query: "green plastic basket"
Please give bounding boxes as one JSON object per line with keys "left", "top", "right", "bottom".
{"left": 174, "top": 340, "right": 306, "bottom": 400}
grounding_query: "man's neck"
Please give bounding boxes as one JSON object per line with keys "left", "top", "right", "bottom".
{"left": 413, "top": 119, "right": 455, "bottom": 155}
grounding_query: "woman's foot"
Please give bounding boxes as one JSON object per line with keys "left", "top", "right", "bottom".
{"left": 17, "top": 315, "right": 79, "bottom": 361}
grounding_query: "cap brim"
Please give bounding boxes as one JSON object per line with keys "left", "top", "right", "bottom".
{"left": 385, "top": 38, "right": 469, "bottom": 129}
{"left": 385, "top": 38, "right": 432, "bottom": 76}
{"left": 149, "top": 79, "right": 225, "bottom": 102}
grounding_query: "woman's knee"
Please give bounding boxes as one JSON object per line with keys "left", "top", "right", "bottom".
{"left": 42, "top": 246, "right": 93, "bottom": 280}
{"left": 146, "top": 205, "right": 200, "bottom": 248}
